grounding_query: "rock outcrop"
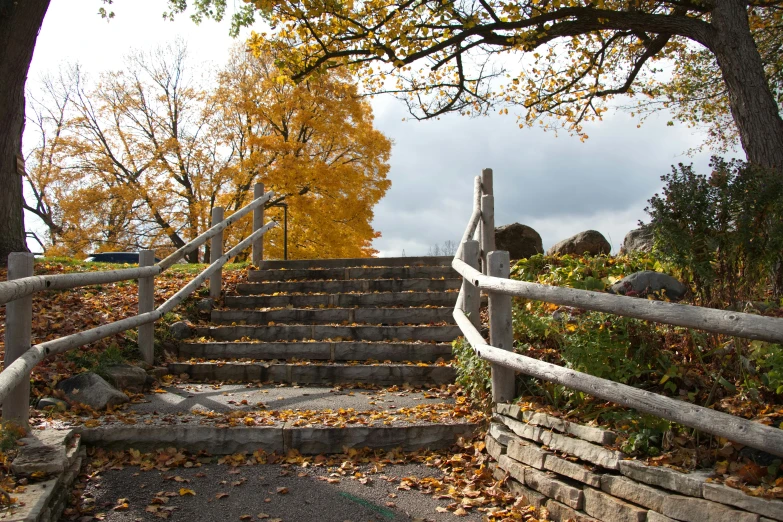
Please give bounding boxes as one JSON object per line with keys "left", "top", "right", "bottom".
{"left": 56, "top": 372, "right": 128, "bottom": 410}
{"left": 495, "top": 223, "right": 543, "bottom": 259}
{"left": 547, "top": 230, "right": 611, "bottom": 256}
{"left": 608, "top": 271, "right": 687, "bottom": 301}
{"left": 620, "top": 226, "right": 654, "bottom": 254}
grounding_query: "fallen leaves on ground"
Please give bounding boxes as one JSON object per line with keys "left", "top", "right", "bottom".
{"left": 62, "top": 434, "right": 547, "bottom": 521}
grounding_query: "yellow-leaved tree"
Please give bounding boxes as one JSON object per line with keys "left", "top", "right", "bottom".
{"left": 173, "top": 0, "right": 783, "bottom": 172}
{"left": 24, "top": 41, "right": 392, "bottom": 260}
{"left": 211, "top": 43, "right": 392, "bottom": 259}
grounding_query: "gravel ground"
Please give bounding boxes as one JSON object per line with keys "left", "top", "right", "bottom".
{"left": 62, "top": 462, "right": 483, "bottom": 522}
{"left": 130, "top": 384, "right": 453, "bottom": 416}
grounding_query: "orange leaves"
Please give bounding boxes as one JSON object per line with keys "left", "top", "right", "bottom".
{"left": 27, "top": 39, "right": 390, "bottom": 261}
{"left": 207, "top": 45, "right": 391, "bottom": 261}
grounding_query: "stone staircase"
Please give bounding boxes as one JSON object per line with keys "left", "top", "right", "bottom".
{"left": 170, "top": 256, "right": 463, "bottom": 387}
{"left": 81, "top": 256, "right": 482, "bottom": 455}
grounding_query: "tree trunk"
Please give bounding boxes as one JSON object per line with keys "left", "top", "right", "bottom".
{"left": 0, "top": 1, "right": 51, "bottom": 266}
{"left": 709, "top": 0, "right": 783, "bottom": 172}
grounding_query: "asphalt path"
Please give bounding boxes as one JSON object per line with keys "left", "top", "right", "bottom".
{"left": 62, "top": 461, "right": 483, "bottom": 522}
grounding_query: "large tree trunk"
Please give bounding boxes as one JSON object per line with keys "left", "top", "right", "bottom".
{"left": 0, "top": 1, "right": 51, "bottom": 266}
{"left": 709, "top": 0, "right": 783, "bottom": 172}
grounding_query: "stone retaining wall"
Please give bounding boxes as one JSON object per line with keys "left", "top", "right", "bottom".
{"left": 6, "top": 429, "right": 84, "bottom": 522}
{"left": 488, "top": 403, "right": 783, "bottom": 522}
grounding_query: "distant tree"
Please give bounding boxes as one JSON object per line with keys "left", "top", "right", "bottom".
{"left": 427, "top": 240, "right": 458, "bottom": 256}
{"left": 24, "top": 41, "right": 392, "bottom": 260}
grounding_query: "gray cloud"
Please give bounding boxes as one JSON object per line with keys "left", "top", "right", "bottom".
{"left": 371, "top": 100, "right": 720, "bottom": 256}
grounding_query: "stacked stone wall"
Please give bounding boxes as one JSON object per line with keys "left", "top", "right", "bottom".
{"left": 488, "top": 403, "right": 783, "bottom": 522}
{"left": 7, "top": 430, "right": 85, "bottom": 522}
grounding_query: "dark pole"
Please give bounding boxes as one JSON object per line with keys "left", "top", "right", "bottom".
{"left": 283, "top": 203, "right": 288, "bottom": 261}
{"left": 270, "top": 202, "right": 289, "bottom": 261}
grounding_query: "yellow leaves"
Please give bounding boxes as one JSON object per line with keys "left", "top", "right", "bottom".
{"left": 178, "top": 488, "right": 196, "bottom": 496}
{"left": 31, "top": 38, "right": 390, "bottom": 261}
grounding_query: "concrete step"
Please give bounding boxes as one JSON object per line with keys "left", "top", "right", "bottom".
{"left": 81, "top": 384, "right": 478, "bottom": 454}
{"left": 260, "top": 256, "right": 452, "bottom": 270}
{"left": 80, "top": 422, "right": 476, "bottom": 454}
{"left": 177, "top": 341, "right": 453, "bottom": 361}
{"left": 224, "top": 291, "right": 461, "bottom": 309}
{"left": 248, "top": 265, "right": 457, "bottom": 282}
{"left": 237, "top": 278, "right": 462, "bottom": 295}
{"left": 167, "top": 362, "right": 456, "bottom": 385}
{"left": 211, "top": 307, "right": 455, "bottom": 325}
{"left": 193, "top": 324, "right": 460, "bottom": 343}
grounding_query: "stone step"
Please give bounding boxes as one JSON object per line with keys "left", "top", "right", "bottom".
{"left": 224, "top": 291, "right": 461, "bottom": 309}
{"left": 80, "top": 422, "right": 476, "bottom": 454}
{"left": 260, "top": 256, "right": 452, "bottom": 270}
{"left": 236, "top": 278, "right": 462, "bottom": 295}
{"left": 82, "top": 384, "right": 477, "bottom": 454}
{"left": 167, "top": 362, "right": 456, "bottom": 386}
{"left": 193, "top": 324, "right": 461, "bottom": 343}
{"left": 248, "top": 265, "right": 457, "bottom": 282}
{"left": 211, "top": 307, "right": 455, "bottom": 325}
{"left": 177, "top": 341, "right": 453, "bottom": 361}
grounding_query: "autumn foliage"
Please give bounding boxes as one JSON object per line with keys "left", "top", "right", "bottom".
{"left": 24, "top": 42, "right": 391, "bottom": 260}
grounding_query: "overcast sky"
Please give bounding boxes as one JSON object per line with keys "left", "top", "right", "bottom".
{"left": 26, "top": 0, "right": 726, "bottom": 256}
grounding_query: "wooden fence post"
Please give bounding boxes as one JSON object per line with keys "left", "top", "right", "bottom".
{"left": 210, "top": 207, "right": 224, "bottom": 299}
{"left": 138, "top": 249, "right": 155, "bottom": 365}
{"left": 252, "top": 183, "right": 264, "bottom": 267}
{"left": 460, "top": 240, "right": 481, "bottom": 329}
{"left": 488, "top": 250, "right": 515, "bottom": 403}
{"left": 480, "top": 168, "right": 495, "bottom": 274}
{"left": 3, "top": 252, "right": 34, "bottom": 429}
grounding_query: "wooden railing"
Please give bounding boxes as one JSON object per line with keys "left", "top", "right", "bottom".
{"left": 0, "top": 183, "right": 275, "bottom": 429}
{"left": 453, "top": 169, "right": 783, "bottom": 457}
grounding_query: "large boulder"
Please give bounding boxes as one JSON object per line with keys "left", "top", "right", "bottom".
{"left": 608, "top": 271, "right": 687, "bottom": 301}
{"left": 619, "top": 226, "right": 654, "bottom": 255}
{"left": 169, "top": 321, "right": 192, "bottom": 340}
{"left": 56, "top": 372, "right": 128, "bottom": 410}
{"left": 546, "top": 230, "right": 611, "bottom": 256}
{"left": 102, "top": 364, "right": 151, "bottom": 393}
{"left": 495, "top": 223, "right": 543, "bottom": 259}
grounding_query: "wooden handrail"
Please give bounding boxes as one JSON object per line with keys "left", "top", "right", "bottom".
{"left": 158, "top": 191, "right": 273, "bottom": 270}
{"left": 452, "top": 257, "right": 783, "bottom": 344}
{"left": 455, "top": 176, "right": 482, "bottom": 259}
{"left": 0, "top": 221, "right": 276, "bottom": 405}
{"left": 453, "top": 305, "right": 783, "bottom": 456}
{"left": 451, "top": 168, "right": 783, "bottom": 458}
{"left": 0, "top": 190, "right": 275, "bottom": 306}
{"left": 0, "top": 266, "right": 161, "bottom": 306}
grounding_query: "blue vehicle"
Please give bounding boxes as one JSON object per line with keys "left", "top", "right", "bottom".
{"left": 84, "top": 252, "right": 160, "bottom": 264}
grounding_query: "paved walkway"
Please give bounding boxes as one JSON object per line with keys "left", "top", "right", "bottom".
{"left": 63, "top": 462, "right": 483, "bottom": 522}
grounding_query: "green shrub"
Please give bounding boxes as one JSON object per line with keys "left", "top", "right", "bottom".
{"left": 511, "top": 252, "right": 663, "bottom": 291}
{"left": 65, "top": 344, "right": 126, "bottom": 379}
{"left": 750, "top": 341, "right": 783, "bottom": 394}
{"left": 514, "top": 307, "right": 663, "bottom": 386}
{"left": 601, "top": 411, "right": 672, "bottom": 457}
{"left": 0, "top": 422, "right": 26, "bottom": 453}
{"left": 451, "top": 338, "right": 492, "bottom": 411}
{"left": 646, "top": 158, "right": 783, "bottom": 307}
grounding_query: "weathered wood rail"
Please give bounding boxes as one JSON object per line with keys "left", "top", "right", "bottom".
{"left": 454, "top": 169, "right": 783, "bottom": 457}
{"left": 0, "top": 184, "right": 276, "bottom": 428}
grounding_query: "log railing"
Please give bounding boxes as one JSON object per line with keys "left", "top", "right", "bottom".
{"left": 454, "top": 169, "right": 783, "bottom": 457}
{"left": 1, "top": 183, "right": 276, "bottom": 428}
